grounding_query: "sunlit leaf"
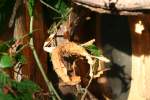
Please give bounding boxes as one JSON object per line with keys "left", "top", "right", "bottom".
{"left": 28, "top": 0, "right": 35, "bottom": 16}
{"left": 85, "top": 44, "right": 101, "bottom": 56}
{"left": 0, "top": 55, "right": 14, "bottom": 68}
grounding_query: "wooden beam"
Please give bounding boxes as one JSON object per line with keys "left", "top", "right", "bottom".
{"left": 73, "top": 0, "right": 150, "bottom": 15}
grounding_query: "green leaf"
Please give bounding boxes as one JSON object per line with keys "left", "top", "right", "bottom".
{"left": 0, "top": 89, "right": 15, "bottom": 100}
{"left": 0, "top": 72, "right": 40, "bottom": 100}
{"left": 11, "top": 80, "right": 40, "bottom": 100}
{"left": 46, "top": 0, "right": 70, "bottom": 17}
{"left": 16, "top": 92, "right": 33, "bottom": 100}
{"left": 12, "top": 80, "right": 40, "bottom": 93}
{"left": 0, "top": 72, "right": 11, "bottom": 88}
{"left": 55, "top": 0, "right": 69, "bottom": 16}
{"left": 15, "top": 53, "right": 26, "bottom": 64}
{"left": 0, "top": 55, "right": 14, "bottom": 68}
{"left": 28, "top": 0, "right": 35, "bottom": 16}
{"left": 85, "top": 44, "right": 101, "bottom": 56}
{"left": 18, "top": 55, "right": 26, "bottom": 64}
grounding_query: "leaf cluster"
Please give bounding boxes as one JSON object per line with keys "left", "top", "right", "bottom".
{"left": 84, "top": 44, "right": 101, "bottom": 56}
{"left": 0, "top": 40, "right": 26, "bottom": 69}
{"left": 46, "top": 0, "right": 70, "bottom": 16}
{"left": 42, "top": 0, "right": 71, "bottom": 25}
{"left": 0, "top": 72, "right": 40, "bottom": 100}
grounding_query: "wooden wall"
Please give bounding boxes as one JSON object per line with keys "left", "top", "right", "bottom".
{"left": 128, "top": 15, "right": 150, "bottom": 100}
{"left": 22, "top": 0, "right": 48, "bottom": 91}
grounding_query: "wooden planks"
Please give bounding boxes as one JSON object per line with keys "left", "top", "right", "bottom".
{"left": 73, "top": 0, "right": 150, "bottom": 10}
{"left": 128, "top": 15, "right": 150, "bottom": 100}
{"left": 73, "top": 0, "right": 150, "bottom": 15}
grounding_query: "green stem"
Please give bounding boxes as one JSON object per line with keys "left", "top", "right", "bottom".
{"left": 29, "top": 16, "right": 61, "bottom": 100}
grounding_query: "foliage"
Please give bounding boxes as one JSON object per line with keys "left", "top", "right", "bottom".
{"left": 0, "top": 40, "right": 26, "bottom": 69}
{"left": 43, "top": 0, "right": 71, "bottom": 37}
{"left": 0, "top": 72, "right": 11, "bottom": 88}
{"left": 0, "top": 0, "right": 106, "bottom": 99}
{"left": 45, "top": 0, "right": 70, "bottom": 17}
{"left": 0, "top": 39, "right": 40, "bottom": 100}
{"left": 0, "top": 72, "right": 40, "bottom": 100}
{"left": 28, "top": 0, "right": 35, "bottom": 17}
{"left": 15, "top": 53, "right": 26, "bottom": 65}
{"left": 54, "top": 0, "right": 70, "bottom": 17}
{"left": 0, "top": 42, "right": 14, "bottom": 69}
{"left": 0, "top": 55, "right": 14, "bottom": 68}
{"left": 0, "top": 0, "right": 48, "bottom": 99}
{"left": 0, "top": 91, "right": 14, "bottom": 100}
{"left": 84, "top": 44, "right": 101, "bottom": 56}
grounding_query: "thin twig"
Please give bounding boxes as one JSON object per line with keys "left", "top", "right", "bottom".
{"left": 80, "top": 39, "right": 95, "bottom": 47}
{"left": 40, "top": 0, "right": 61, "bottom": 14}
{"left": 29, "top": 16, "right": 61, "bottom": 100}
{"left": 81, "top": 59, "right": 97, "bottom": 100}
{"left": 90, "top": 55, "right": 110, "bottom": 63}
{"left": 81, "top": 76, "right": 93, "bottom": 100}
{"left": 16, "top": 43, "right": 29, "bottom": 54}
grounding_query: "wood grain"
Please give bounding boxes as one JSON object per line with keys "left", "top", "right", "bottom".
{"left": 128, "top": 15, "right": 150, "bottom": 100}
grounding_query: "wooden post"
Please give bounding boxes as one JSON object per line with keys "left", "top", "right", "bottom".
{"left": 128, "top": 15, "right": 150, "bottom": 100}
